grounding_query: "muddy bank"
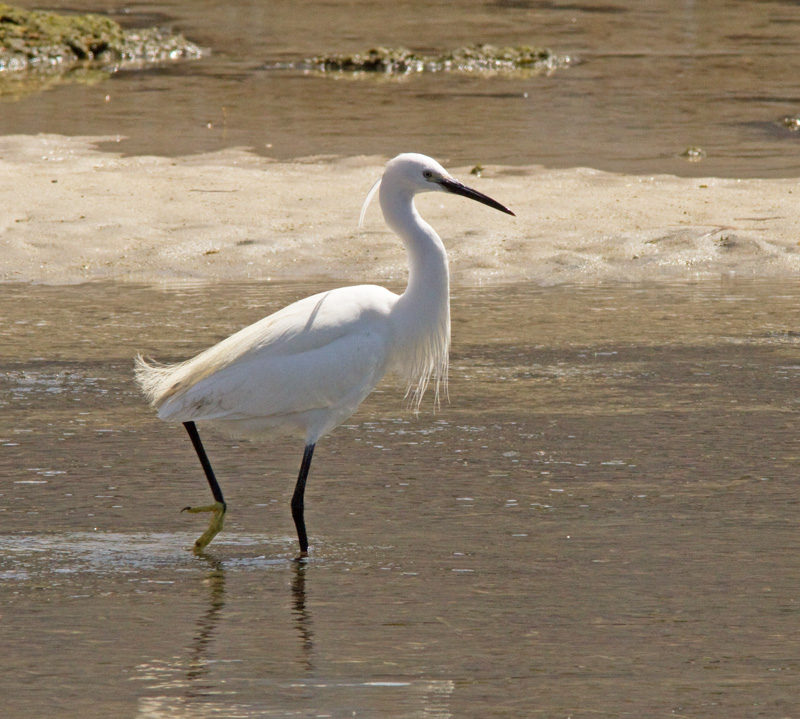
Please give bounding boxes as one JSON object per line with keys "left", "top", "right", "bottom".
{"left": 1, "top": 134, "right": 798, "bottom": 285}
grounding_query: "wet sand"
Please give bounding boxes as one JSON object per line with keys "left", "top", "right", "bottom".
{"left": 2, "top": 134, "right": 798, "bottom": 286}
{"left": 1, "top": 278, "right": 798, "bottom": 718}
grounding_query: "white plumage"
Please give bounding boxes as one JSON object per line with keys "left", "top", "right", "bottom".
{"left": 138, "top": 285, "right": 399, "bottom": 442}
{"left": 135, "top": 153, "right": 514, "bottom": 555}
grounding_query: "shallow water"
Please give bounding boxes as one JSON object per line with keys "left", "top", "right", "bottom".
{"left": 4, "top": 0, "right": 800, "bottom": 176}
{"left": 1, "top": 279, "right": 798, "bottom": 717}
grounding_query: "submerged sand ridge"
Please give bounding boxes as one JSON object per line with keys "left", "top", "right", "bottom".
{"left": 1, "top": 134, "right": 798, "bottom": 285}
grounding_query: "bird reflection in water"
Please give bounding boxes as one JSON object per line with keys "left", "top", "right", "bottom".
{"left": 291, "top": 559, "right": 314, "bottom": 672}
{"left": 182, "top": 556, "right": 315, "bottom": 698}
{"left": 185, "top": 555, "right": 226, "bottom": 692}
{"left": 136, "top": 556, "right": 454, "bottom": 718}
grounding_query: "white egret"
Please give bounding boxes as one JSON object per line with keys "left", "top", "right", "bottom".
{"left": 135, "top": 153, "right": 514, "bottom": 555}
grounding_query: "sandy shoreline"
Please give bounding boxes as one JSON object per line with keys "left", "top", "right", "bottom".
{"left": 1, "top": 134, "right": 798, "bottom": 286}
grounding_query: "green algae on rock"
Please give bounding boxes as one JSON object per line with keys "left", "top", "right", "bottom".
{"left": 282, "top": 44, "right": 572, "bottom": 76}
{"left": 0, "top": 3, "right": 202, "bottom": 74}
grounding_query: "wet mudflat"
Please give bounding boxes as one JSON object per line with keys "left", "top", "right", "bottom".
{"left": 1, "top": 279, "right": 797, "bottom": 717}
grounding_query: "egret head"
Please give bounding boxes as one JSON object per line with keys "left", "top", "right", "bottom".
{"left": 360, "top": 153, "right": 515, "bottom": 227}
{"left": 386, "top": 153, "right": 452, "bottom": 192}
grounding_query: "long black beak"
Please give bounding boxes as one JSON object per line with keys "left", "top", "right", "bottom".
{"left": 439, "top": 177, "right": 515, "bottom": 216}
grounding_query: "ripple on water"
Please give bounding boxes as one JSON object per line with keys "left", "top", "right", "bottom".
{"left": 0, "top": 532, "right": 297, "bottom": 580}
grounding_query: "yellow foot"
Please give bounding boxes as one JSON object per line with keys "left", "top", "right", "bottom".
{"left": 181, "top": 501, "right": 226, "bottom": 553}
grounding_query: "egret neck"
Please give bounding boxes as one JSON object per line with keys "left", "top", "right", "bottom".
{"left": 380, "top": 178, "right": 450, "bottom": 407}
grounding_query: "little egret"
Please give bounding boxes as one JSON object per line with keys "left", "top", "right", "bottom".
{"left": 135, "top": 153, "right": 514, "bottom": 555}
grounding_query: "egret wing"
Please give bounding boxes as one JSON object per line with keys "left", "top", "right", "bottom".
{"left": 152, "top": 285, "right": 398, "bottom": 438}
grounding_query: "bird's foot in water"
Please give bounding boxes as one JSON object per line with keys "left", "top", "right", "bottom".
{"left": 181, "top": 501, "right": 226, "bottom": 553}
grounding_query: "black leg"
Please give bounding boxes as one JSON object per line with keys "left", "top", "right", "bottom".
{"left": 182, "top": 421, "right": 227, "bottom": 552}
{"left": 291, "top": 443, "right": 316, "bottom": 556}
{"left": 183, "top": 421, "right": 226, "bottom": 506}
